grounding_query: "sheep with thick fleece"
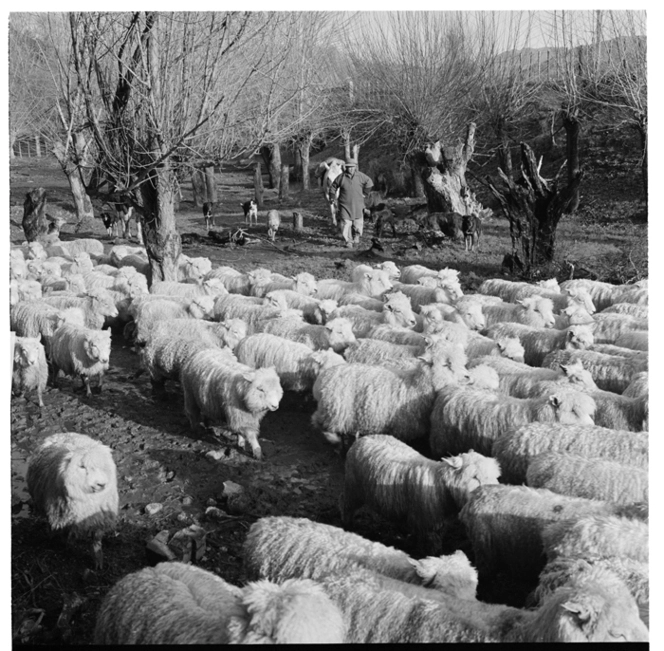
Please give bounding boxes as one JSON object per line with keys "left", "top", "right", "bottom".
{"left": 203, "top": 267, "right": 271, "bottom": 296}
{"left": 542, "top": 348, "right": 647, "bottom": 393}
{"left": 42, "top": 273, "right": 87, "bottom": 295}
{"left": 41, "top": 288, "right": 119, "bottom": 330}
{"left": 391, "top": 279, "right": 459, "bottom": 311}
{"left": 614, "top": 287, "right": 648, "bottom": 306}
{"left": 343, "top": 338, "right": 427, "bottom": 371}
{"left": 430, "top": 385, "right": 596, "bottom": 458}
{"left": 260, "top": 316, "right": 356, "bottom": 353}
{"left": 623, "top": 371, "right": 648, "bottom": 398}
{"left": 328, "top": 292, "right": 417, "bottom": 337}
{"left": 251, "top": 272, "right": 318, "bottom": 298}
{"left": 94, "top": 562, "right": 345, "bottom": 644}
{"left": 12, "top": 336, "right": 48, "bottom": 409}
{"left": 485, "top": 322, "right": 594, "bottom": 367}
{"left": 213, "top": 298, "right": 302, "bottom": 336}
{"left": 117, "top": 253, "right": 150, "bottom": 275}
{"left": 13, "top": 278, "right": 43, "bottom": 302}
{"left": 263, "top": 290, "right": 332, "bottom": 324}
{"left": 400, "top": 264, "right": 460, "bottom": 287}
{"left": 181, "top": 348, "right": 283, "bottom": 460}
{"left": 337, "top": 292, "right": 385, "bottom": 312}
{"left": 526, "top": 452, "right": 648, "bottom": 505}
{"left": 416, "top": 300, "right": 486, "bottom": 332}
{"left": 151, "top": 278, "right": 228, "bottom": 298}
{"left": 588, "top": 341, "right": 648, "bottom": 361}
{"left": 235, "top": 333, "right": 346, "bottom": 392}
{"left": 308, "top": 564, "right": 647, "bottom": 642}
{"left": 312, "top": 342, "right": 468, "bottom": 447}
{"left": 109, "top": 244, "right": 147, "bottom": 267}
{"left": 512, "top": 284, "right": 596, "bottom": 314}
{"left": 491, "top": 422, "right": 649, "bottom": 485}
{"left": 560, "top": 278, "right": 643, "bottom": 311}
{"left": 465, "top": 333, "right": 526, "bottom": 362}
{"left": 482, "top": 296, "right": 556, "bottom": 329}
{"left": 315, "top": 269, "right": 392, "bottom": 302}
{"left": 590, "top": 312, "right": 647, "bottom": 344}
{"left": 243, "top": 515, "right": 478, "bottom": 600}
{"left": 342, "top": 435, "right": 500, "bottom": 553}
{"left": 602, "top": 302, "right": 648, "bottom": 319}
{"left": 56, "top": 238, "right": 105, "bottom": 258}
{"left": 351, "top": 261, "right": 400, "bottom": 283}
{"left": 459, "top": 484, "right": 639, "bottom": 581}
{"left": 415, "top": 308, "right": 472, "bottom": 343}
{"left": 49, "top": 323, "right": 112, "bottom": 397}
{"left": 27, "top": 432, "right": 118, "bottom": 569}
{"left": 10, "top": 301, "right": 66, "bottom": 354}
{"left": 177, "top": 255, "right": 212, "bottom": 282}
{"left": 479, "top": 278, "right": 546, "bottom": 302}
{"left": 614, "top": 330, "right": 648, "bottom": 351}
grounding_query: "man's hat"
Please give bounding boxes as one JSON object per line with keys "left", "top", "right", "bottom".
{"left": 345, "top": 158, "right": 358, "bottom": 167}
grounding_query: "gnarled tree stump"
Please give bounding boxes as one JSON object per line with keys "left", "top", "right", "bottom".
{"left": 22, "top": 188, "right": 49, "bottom": 243}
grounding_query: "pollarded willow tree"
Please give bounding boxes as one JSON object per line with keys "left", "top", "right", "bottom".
{"left": 52, "top": 11, "right": 303, "bottom": 284}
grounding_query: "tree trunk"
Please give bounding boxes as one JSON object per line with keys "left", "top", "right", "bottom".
{"left": 486, "top": 142, "right": 584, "bottom": 272}
{"left": 254, "top": 162, "right": 265, "bottom": 209}
{"left": 563, "top": 112, "right": 581, "bottom": 214}
{"left": 52, "top": 137, "right": 95, "bottom": 231}
{"left": 191, "top": 169, "right": 207, "bottom": 208}
{"left": 420, "top": 122, "right": 484, "bottom": 215}
{"left": 409, "top": 158, "right": 426, "bottom": 198}
{"left": 497, "top": 133, "right": 513, "bottom": 179}
{"left": 261, "top": 144, "right": 282, "bottom": 190}
{"left": 22, "top": 188, "right": 49, "bottom": 242}
{"left": 139, "top": 165, "right": 181, "bottom": 286}
{"left": 279, "top": 165, "right": 290, "bottom": 202}
{"left": 638, "top": 117, "right": 647, "bottom": 200}
{"left": 298, "top": 134, "right": 312, "bottom": 191}
{"left": 204, "top": 166, "right": 217, "bottom": 204}
{"left": 293, "top": 211, "right": 303, "bottom": 232}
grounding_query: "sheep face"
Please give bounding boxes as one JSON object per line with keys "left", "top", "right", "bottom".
{"left": 91, "top": 293, "right": 119, "bottom": 319}
{"left": 325, "top": 318, "right": 357, "bottom": 352}
{"left": 293, "top": 273, "right": 318, "bottom": 296}
{"left": 440, "top": 450, "right": 501, "bottom": 508}
{"left": 64, "top": 446, "right": 116, "bottom": 499}
{"left": 222, "top": 319, "right": 248, "bottom": 349}
{"left": 495, "top": 337, "right": 526, "bottom": 363}
{"left": 84, "top": 332, "right": 112, "bottom": 365}
{"left": 548, "top": 391, "right": 596, "bottom": 426}
{"left": 317, "top": 300, "right": 338, "bottom": 323}
{"left": 420, "top": 305, "right": 444, "bottom": 332}
{"left": 566, "top": 288, "right": 596, "bottom": 315}
{"left": 241, "top": 367, "right": 283, "bottom": 414}
{"left": 15, "top": 337, "right": 42, "bottom": 367}
{"left": 377, "top": 261, "right": 400, "bottom": 280}
{"left": 566, "top": 326, "right": 594, "bottom": 350}
{"left": 458, "top": 303, "right": 485, "bottom": 331}
{"left": 559, "top": 361, "right": 598, "bottom": 391}
{"left": 383, "top": 292, "right": 417, "bottom": 329}
{"left": 189, "top": 296, "right": 216, "bottom": 319}
{"left": 264, "top": 292, "right": 289, "bottom": 311}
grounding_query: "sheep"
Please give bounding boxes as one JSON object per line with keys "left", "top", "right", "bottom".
{"left": 532, "top": 557, "right": 649, "bottom": 629}
{"left": 13, "top": 278, "right": 42, "bottom": 302}
{"left": 93, "top": 562, "right": 345, "bottom": 644}
{"left": 559, "top": 279, "right": 643, "bottom": 311}
{"left": 390, "top": 279, "right": 459, "bottom": 311}
{"left": 60, "top": 252, "right": 94, "bottom": 277}
{"left": 42, "top": 273, "right": 87, "bottom": 295}
{"left": 204, "top": 267, "right": 272, "bottom": 296}
{"left": 21, "top": 241, "right": 48, "bottom": 261}
{"left": 12, "top": 336, "right": 48, "bottom": 409}
{"left": 235, "top": 333, "right": 346, "bottom": 392}
{"left": 177, "top": 255, "right": 212, "bottom": 282}
{"left": 343, "top": 338, "right": 427, "bottom": 371}
{"left": 242, "top": 515, "right": 478, "bottom": 600}
{"left": 623, "top": 371, "right": 648, "bottom": 398}
{"left": 311, "top": 341, "right": 469, "bottom": 448}
{"left": 479, "top": 278, "right": 545, "bottom": 302}
{"left": 213, "top": 297, "right": 302, "bottom": 336}
{"left": 400, "top": 264, "right": 460, "bottom": 287}
{"left": 260, "top": 316, "right": 356, "bottom": 353}
{"left": 602, "top": 302, "right": 648, "bottom": 319}
{"left": 485, "top": 323, "right": 594, "bottom": 367}
{"left": 465, "top": 333, "right": 526, "bottom": 362}
{"left": 10, "top": 301, "right": 66, "bottom": 354}
{"left": 117, "top": 253, "right": 150, "bottom": 275}
{"left": 150, "top": 278, "right": 228, "bottom": 298}
{"left": 614, "top": 330, "right": 648, "bottom": 351}
{"left": 328, "top": 291, "right": 417, "bottom": 337}
{"left": 416, "top": 300, "right": 486, "bottom": 332}
{"left": 542, "top": 348, "right": 647, "bottom": 393}
{"left": 525, "top": 452, "right": 648, "bottom": 505}
{"left": 491, "top": 422, "right": 649, "bottom": 485}
{"left": 588, "top": 342, "right": 648, "bottom": 361}
{"left": 459, "top": 484, "right": 639, "bottom": 582}
{"left": 342, "top": 434, "right": 500, "bottom": 553}
{"left": 109, "top": 244, "right": 147, "bottom": 267}
{"left": 180, "top": 348, "right": 283, "bottom": 460}
{"left": 589, "top": 312, "right": 647, "bottom": 344}
{"left": 370, "top": 313, "right": 470, "bottom": 347}
{"left": 315, "top": 269, "right": 393, "bottom": 302}
{"left": 49, "top": 323, "right": 112, "bottom": 397}
{"left": 263, "top": 290, "right": 331, "bottom": 324}
{"left": 56, "top": 238, "right": 105, "bottom": 258}
{"left": 308, "top": 564, "right": 648, "bottom": 643}
{"left": 26, "top": 432, "right": 118, "bottom": 569}
{"left": 40, "top": 288, "right": 119, "bottom": 330}
{"left": 337, "top": 292, "right": 386, "bottom": 312}
{"left": 482, "top": 296, "right": 556, "bottom": 329}
{"left": 251, "top": 272, "right": 318, "bottom": 298}
{"left": 351, "top": 261, "right": 400, "bottom": 283}
{"left": 266, "top": 209, "right": 281, "bottom": 241}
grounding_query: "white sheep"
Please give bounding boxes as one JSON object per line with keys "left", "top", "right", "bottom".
{"left": 260, "top": 316, "right": 357, "bottom": 353}
{"left": 26, "top": 432, "right": 118, "bottom": 569}
{"left": 351, "top": 261, "right": 400, "bottom": 283}
{"left": 49, "top": 323, "right": 112, "bottom": 397}
{"left": 491, "top": 422, "right": 649, "bottom": 485}
{"left": 623, "top": 371, "right": 648, "bottom": 398}
{"left": 559, "top": 278, "right": 643, "bottom": 311}
{"left": 315, "top": 269, "right": 392, "bottom": 302}
{"left": 266, "top": 209, "right": 281, "bottom": 241}
{"left": 12, "top": 336, "right": 48, "bottom": 409}
{"left": 614, "top": 330, "right": 648, "bottom": 351}
{"left": 235, "top": 333, "right": 345, "bottom": 392}
{"left": 117, "top": 253, "right": 150, "bottom": 275}
{"left": 13, "top": 278, "right": 43, "bottom": 302}
{"left": 590, "top": 312, "right": 647, "bottom": 344}
{"left": 10, "top": 300, "right": 66, "bottom": 354}
{"left": 342, "top": 434, "right": 500, "bottom": 554}
{"left": 213, "top": 297, "right": 302, "bottom": 335}
{"left": 109, "top": 244, "right": 147, "bottom": 267}
{"left": 41, "top": 288, "right": 119, "bottom": 330}
{"left": 391, "top": 279, "right": 460, "bottom": 311}
{"left": 93, "top": 562, "right": 345, "bottom": 644}
{"left": 588, "top": 341, "right": 648, "bottom": 361}
{"left": 526, "top": 452, "right": 648, "bottom": 505}
{"left": 180, "top": 348, "right": 283, "bottom": 460}
{"left": 21, "top": 241, "right": 48, "bottom": 260}
{"left": 56, "top": 238, "right": 105, "bottom": 258}
{"left": 242, "top": 515, "right": 478, "bottom": 600}
{"left": 482, "top": 296, "right": 556, "bottom": 329}
{"left": 542, "top": 348, "right": 648, "bottom": 393}
{"left": 263, "top": 290, "right": 331, "bottom": 324}
{"left": 399, "top": 264, "right": 460, "bottom": 288}
{"left": 337, "top": 292, "right": 386, "bottom": 312}
{"left": 415, "top": 300, "right": 486, "bottom": 332}
{"left": 204, "top": 267, "right": 272, "bottom": 296}
{"left": 151, "top": 278, "right": 228, "bottom": 298}
{"left": 311, "top": 564, "right": 648, "bottom": 642}
{"left": 42, "top": 273, "right": 87, "bottom": 295}
{"left": 602, "top": 302, "right": 648, "bottom": 319}
{"left": 459, "top": 484, "right": 639, "bottom": 582}
{"left": 430, "top": 386, "right": 596, "bottom": 458}
{"left": 512, "top": 284, "right": 596, "bottom": 314}
{"left": 311, "top": 341, "right": 469, "bottom": 448}
{"left": 177, "top": 255, "right": 212, "bottom": 282}
{"left": 464, "top": 333, "right": 526, "bottom": 362}
{"left": 485, "top": 323, "right": 594, "bottom": 366}
{"left": 343, "top": 338, "right": 427, "bottom": 371}
{"left": 614, "top": 287, "right": 647, "bottom": 306}
{"left": 328, "top": 292, "right": 417, "bottom": 337}
{"left": 479, "top": 278, "right": 541, "bottom": 302}
{"left": 251, "top": 272, "right": 318, "bottom": 298}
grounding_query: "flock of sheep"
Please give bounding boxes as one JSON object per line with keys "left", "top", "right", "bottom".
{"left": 10, "top": 234, "right": 649, "bottom": 643}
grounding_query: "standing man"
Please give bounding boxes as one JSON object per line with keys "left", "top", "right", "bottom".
{"left": 331, "top": 158, "right": 374, "bottom": 248}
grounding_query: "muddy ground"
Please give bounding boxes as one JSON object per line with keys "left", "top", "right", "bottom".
{"left": 10, "top": 154, "right": 647, "bottom": 644}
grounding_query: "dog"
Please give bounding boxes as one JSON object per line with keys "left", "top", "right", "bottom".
{"left": 203, "top": 202, "right": 214, "bottom": 230}
{"left": 462, "top": 214, "right": 483, "bottom": 253}
{"left": 101, "top": 211, "right": 122, "bottom": 238}
{"left": 241, "top": 200, "right": 258, "bottom": 226}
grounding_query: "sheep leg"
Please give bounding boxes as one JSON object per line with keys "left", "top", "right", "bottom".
{"left": 91, "top": 532, "right": 104, "bottom": 570}
{"left": 82, "top": 375, "right": 92, "bottom": 398}
{"left": 98, "top": 372, "right": 104, "bottom": 393}
{"left": 37, "top": 386, "right": 45, "bottom": 410}
{"left": 238, "top": 428, "right": 262, "bottom": 461}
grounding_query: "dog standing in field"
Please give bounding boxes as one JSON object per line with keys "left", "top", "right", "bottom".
{"left": 100, "top": 212, "right": 121, "bottom": 239}
{"left": 462, "top": 213, "right": 482, "bottom": 253}
{"left": 203, "top": 202, "right": 214, "bottom": 230}
{"left": 267, "top": 209, "right": 281, "bottom": 242}
{"left": 241, "top": 200, "right": 259, "bottom": 226}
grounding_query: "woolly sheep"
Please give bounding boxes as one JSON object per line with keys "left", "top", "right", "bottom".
{"left": 94, "top": 562, "right": 345, "bottom": 644}
{"left": 213, "top": 298, "right": 302, "bottom": 335}
{"left": 263, "top": 290, "right": 330, "bottom": 324}
{"left": 27, "top": 432, "right": 118, "bottom": 569}
{"left": 235, "top": 333, "right": 346, "bottom": 392}
{"left": 41, "top": 288, "right": 119, "bottom": 330}
{"left": 242, "top": 515, "right": 478, "bottom": 600}
{"left": 57, "top": 238, "right": 105, "bottom": 258}
{"left": 459, "top": 484, "right": 638, "bottom": 581}
{"left": 10, "top": 301, "right": 66, "bottom": 354}
{"left": 485, "top": 323, "right": 594, "bottom": 367}
{"left": 117, "top": 253, "right": 150, "bottom": 275}
{"left": 260, "top": 316, "right": 356, "bottom": 353}
{"left": 151, "top": 278, "right": 228, "bottom": 298}
{"left": 329, "top": 292, "right": 417, "bottom": 337}
{"left": 602, "top": 302, "right": 648, "bottom": 319}
{"left": 552, "top": 302, "right": 596, "bottom": 329}
{"left": 526, "top": 452, "right": 648, "bottom": 505}
{"left": 109, "top": 244, "right": 147, "bottom": 267}
{"left": 614, "top": 330, "right": 648, "bottom": 351}
{"left": 251, "top": 272, "right": 318, "bottom": 298}
{"left": 50, "top": 323, "right": 112, "bottom": 397}
{"left": 560, "top": 279, "right": 646, "bottom": 311}
{"left": 315, "top": 269, "right": 392, "bottom": 302}
{"left": 308, "top": 564, "right": 648, "bottom": 642}
{"left": 343, "top": 338, "right": 426, "bottom": 371}
{"left": 482, "top": 296, "right": 556, "bottom": 329}
{"left": 13, "top": 278, "right": 43, "bottom": 302}
{"left": 513, "top": 285, "right": 596, "bottom": 315}
{"left": 491, "top": 422, "right": 649, "bottom": 485}
{"left": 391, "top": 279, "right": 459, "bottom": 311}
{"left": 180, "top": 348, "right": 283, "bottom": 460}
{"left": 177, "top": 255, "right": 212, "bottom": 282}
{"left": 12, "top": 336, "right": 48, "bottom": 409}
{"left": 351, "top": 261, "right": 400, "bottom": 283}
{"left": 311, "top": 341, "right": 469, "bottom": 448}
{"left": 337, "top": 292, "right": 385, "bottom": 312}
{"left": 623, "top": 371, "right": 648, "bottom": 398}
{"left": 430, "top": 386, "right": 596, "bottom": 458}
{"left": 589, "top": 312, "right": 647, "bottom": 344}
{"left": 400, "top": 264, "right": 460, "bottom": 288}
{"left": 21, "top": 241, "right": 48, "bottom": 261}
{"left": 342, "top": 435, "right": 500, "bottom": 553}
{"left": 42, "top": 273, "right": 87, "bottom": 295}
{"left": 587, "top": 342, "right": 648, "bottom": 362}
{"left": 465, "top": 333, "right": 526, "bottom": 362}
{"left": 203, "top": 267, "right": 271, "bottom": 296}
{"left": 542, "top": 348, "right": 647, "bottom": 393}
{"left": 415, "top": 300, "right": 486, "bottom": 332}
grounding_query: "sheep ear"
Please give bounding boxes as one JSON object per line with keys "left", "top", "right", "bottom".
{"left": 549, "top": 395, "right": 561, "bottom": 408}
{"left": 496, "top": 341, "right": 506, "bottom": 352}
{"left": 442, "top": 456, "right": 463, "bottom": 469}
{"left": 561, "top": 597, "right": 599, "bottom": 626}
{"left": 560, "top": 364, "right": 571, "bottom": 376}
{"left": 417, "top": 353, "right": 433, "bottom": 365}
{"left": 242, "top": 370, "right": 256, "bottom": 382}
